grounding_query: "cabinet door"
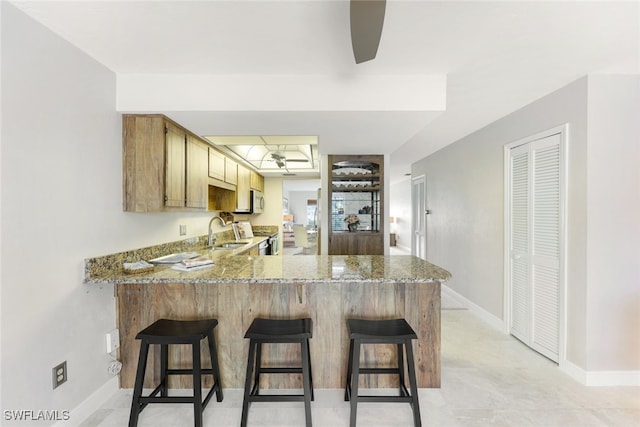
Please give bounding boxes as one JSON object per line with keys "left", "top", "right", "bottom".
{"left": 225, "top": 158, "right": 238, "bottom": 185}
{"left": 208, "top": 148, "right": 225, "bottom": 181}
{"left": 165, "top": 123, "right": 186, "bottom": 208}
{"left": 123, "top": 115, "right": 166, "bottom": 212}
{"left": 236, "top": 164, "right": 251, "bottom": 211}
{"left": 186, "top": 136, "right": 208, "bottom": 209}
{"left": 250, "top": 171, "right": 264, "bottom": 192}
{"left": 329, "top": 233, "right": 382, "bottom": 255}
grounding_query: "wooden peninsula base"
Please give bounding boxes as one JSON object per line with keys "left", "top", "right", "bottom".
{"left": 116, "top": 280, "right": 441, "bottom": 390}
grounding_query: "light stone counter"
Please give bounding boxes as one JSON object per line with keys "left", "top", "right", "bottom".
{"left": 86, "top": 253, "right": 451, "bottom": 285}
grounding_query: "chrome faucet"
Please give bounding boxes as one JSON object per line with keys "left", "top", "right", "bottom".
{"left": 208, "top": 216, "right": 230, "bottom": 247}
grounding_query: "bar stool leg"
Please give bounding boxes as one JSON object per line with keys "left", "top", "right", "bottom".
{"left": 206, "top": 331, "right": 224, "bottom": 402}
{"left": 160, "top": 344, "right": 169, "bottom": 397}
{"left": 241, "top": 340, "right": 257, "bottom": 427}
{"left": 300, "top": 339, "right": 313, "bottom": 427}
{"left": 306, "top": 338, "right": 315, "bottom": 401}
{"left": 129, "top": 341, "right": 150, "bottom": 427}
{"left": 397, "top": 343, "right": 406, "bottom": 396}
{"left": 344, "top": 339, "right": 354, "bottom": 401}
{"left": 404, "top": 340, "right": 422, "bottom": 427}
{"left": 252, "top": 342, "right": 263, "bottom": 396}
{"left": 192, "top": 340, "right": 203, "bottom": 427}
{"left": 349, "top": 339, "right": 361, "bottom": 427}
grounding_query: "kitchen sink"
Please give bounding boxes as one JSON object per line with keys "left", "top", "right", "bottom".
{"left": 211, "top": 242, "right": 248, "bottom": 250}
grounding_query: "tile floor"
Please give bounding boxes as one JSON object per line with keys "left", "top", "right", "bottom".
{"left": 80, "top": 309, "right": 639, "bottom": 426}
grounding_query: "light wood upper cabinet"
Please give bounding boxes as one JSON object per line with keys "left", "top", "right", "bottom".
{"left": 186, "top": 136, "right": 208, "bottom": 209}
{"left": 208, "top": 148, "right": 225, "bottom": 181}
{"left": 236, "top": 164, "right": 251, "bottom": 212}
{"left": 225, "top": 158, "right": 238, "bottom": 185}
{"left": 164, "top": 123, "right": 187, "bottom": 208}
{"left": 123, "top": 114, "right": 208, "bottom": 212}
{"left": 208, "top": 147, "right": 238, "bottom": 186}
{"left": 250, "top": 170, "right": 264, "bottom": 192}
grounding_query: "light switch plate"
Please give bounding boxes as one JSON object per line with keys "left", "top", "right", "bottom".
{"left": 106, "top": 329, "right": 120, "bottom": 354}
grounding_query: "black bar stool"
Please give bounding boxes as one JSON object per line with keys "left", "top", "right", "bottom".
{"left": 128, "top": 318, "right": 223, "bottom": 427}
{"left": 344, "top": 318, "right": 421, "bottom": 427}
{"left": 241, "top": 318, "right": 314, "bottom": 427}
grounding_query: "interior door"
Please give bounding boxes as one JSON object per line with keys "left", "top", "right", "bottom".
{"left": 507, "top": 131, "right": 564, "bottom": 362}
{"left": 412, "top": 175, "right": 426, "bottom": 259}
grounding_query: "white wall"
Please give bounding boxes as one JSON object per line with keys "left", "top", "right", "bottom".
{"left": 413, "top": 75, "right": 640, "bottom": 374}
{"left": 389, "top": 177, "right": 412, "bottom": 251}
{"left": 287, "top": 191, "right": 317, "bottom": 226}
{"left": 1, "top": 4, "right": 214, "bottom": 423}
{"left": 585, "top": 75, "right": 640, "bottom": 371}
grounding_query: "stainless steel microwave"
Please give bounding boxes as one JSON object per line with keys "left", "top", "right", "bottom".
{"left": 250, "top": 190, "right": 264, "bottom": 214}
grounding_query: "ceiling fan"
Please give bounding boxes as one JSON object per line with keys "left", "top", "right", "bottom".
{"left": 270, "top": 153, "right": 309, "bottom": 169}
{"left": 350, "top": 0, "right": 387, "bottom": 64}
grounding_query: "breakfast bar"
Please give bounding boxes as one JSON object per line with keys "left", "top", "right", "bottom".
{"left": 86, "top": 251, "right": 451, "bottom": 390}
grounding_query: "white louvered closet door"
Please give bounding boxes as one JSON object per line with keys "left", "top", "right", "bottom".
{"left": 508, "top": 133, "right": 562, "bottom": 362}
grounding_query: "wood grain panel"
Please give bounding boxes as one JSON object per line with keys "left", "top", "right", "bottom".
{"left": 122, "top": 116, "right": 166, "bottom": 212}
{"left": 208, "top": 148, "right": 225, "bottom": 181}
{"left": 116, "top": 280, "right": 440, "bottom": 390}
{"left": 329, "top": 233, "right": 383, "bottom": 255}
{"left": 225, "top": 158, "right": 238, "bottom": 185}
{"left": 164, "top": 123, "right": 186, "bottom": 208}
{"left": 185, "top": 136, "right": 208, "bottom": 209}
{"left": 250, "top": 171, "right": 264, "bottom": 192}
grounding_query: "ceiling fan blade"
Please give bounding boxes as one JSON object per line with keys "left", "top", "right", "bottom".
{"left": 350, "top": 0, "right": 386, "bottom": 64}
{"left": 285, "top": 159, "right": 309, "bottom": 163}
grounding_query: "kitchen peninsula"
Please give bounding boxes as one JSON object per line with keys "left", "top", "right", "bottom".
{"left": 86, "top": 245, "right": 451, "bottom": 390}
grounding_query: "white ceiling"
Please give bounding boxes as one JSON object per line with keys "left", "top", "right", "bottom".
{"left": 11, "top": 0, "right": 639, "bottom": 182}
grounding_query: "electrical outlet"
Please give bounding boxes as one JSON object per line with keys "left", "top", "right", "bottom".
{"left": 106, "top": 329, "right": 120, "bottom": 354}
{"left": 52, "top": 361, "right": 67, "bottom": 389}
{"left": 179, "top": 224, "right": 187, "bottom": 236}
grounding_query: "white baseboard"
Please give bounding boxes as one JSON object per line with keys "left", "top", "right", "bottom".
{"left": 561, "top": 360, "right": 640, "bottom": 386}
{"left": 53, "top": 377, "right": 119, "bottom": 427}
{"left": 442, "top": 285, "right": 507, "bottom": 332}
{"left": 586, "top": 370, "right": 640, "bottom": 386}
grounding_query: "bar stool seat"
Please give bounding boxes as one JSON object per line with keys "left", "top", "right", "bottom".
{"left": 241, "top": 318, "right": 314, "bottom": 427}
{"left": 345, "top": 318, "right": 421, "bottom": 427}
{"left": 128, "top": 319, "right": 223, "bottom": 427}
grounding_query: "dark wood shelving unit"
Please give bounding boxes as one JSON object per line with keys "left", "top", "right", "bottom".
{"left": 328, "top": 154, "right": 384, "bottom": 255}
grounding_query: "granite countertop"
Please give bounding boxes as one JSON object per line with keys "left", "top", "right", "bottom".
{"left": 85, "top": 252, "right": 451, "bottom": 285}
{"left": 84, "top": 225, "right": 451, "bottom": 285}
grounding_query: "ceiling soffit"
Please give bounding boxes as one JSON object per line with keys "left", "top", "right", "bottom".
{"left": 206, "top": 135, "right": 320, "bottom": 177}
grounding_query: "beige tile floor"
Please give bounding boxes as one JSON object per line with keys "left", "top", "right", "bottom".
{"left": 80, "top": 308, "right": 639, "bottom": 426}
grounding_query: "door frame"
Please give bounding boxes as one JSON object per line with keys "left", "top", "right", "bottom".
{"left": 411, "top": 174, "right": 427, "bottom": 259}
{"left": 503, "top": 124, "right": 568, "bottom": 365}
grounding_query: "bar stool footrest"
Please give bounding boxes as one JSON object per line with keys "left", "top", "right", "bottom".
{"left": 248, "top": 394, "right": 307, "bottom": 402}
{"left": 166, "top": 368, "right": 218, "bottom": 376}
{"left": 357, "top": 368, "right": 402, "bottom": 375}
{"left": 355, "top": 395, "right": 415, "bottom": 403}
{"left": 257, "top": 367, "right": 304, "bottom": 374}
